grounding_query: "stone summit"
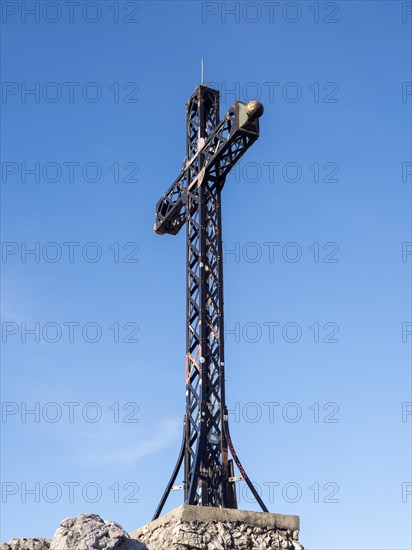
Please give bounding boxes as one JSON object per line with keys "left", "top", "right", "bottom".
{"left": 1, "top": 507, "right": 305, "bottom": 549}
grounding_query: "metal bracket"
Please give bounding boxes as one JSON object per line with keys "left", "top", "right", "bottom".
{"left": 228, "top": 476, "right": 244, "bottom": 483}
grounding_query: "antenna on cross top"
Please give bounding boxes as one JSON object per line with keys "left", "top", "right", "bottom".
{"left": 201, "top": 55, "right": 204, "bottom": 84}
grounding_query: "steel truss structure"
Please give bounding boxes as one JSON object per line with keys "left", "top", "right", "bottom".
{"left": 153, "top": 84, "right": 267, "bottom": 519}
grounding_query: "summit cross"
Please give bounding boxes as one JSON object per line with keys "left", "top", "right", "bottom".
{"left": 153, "top": 83, "right": 266, "bottom": 519}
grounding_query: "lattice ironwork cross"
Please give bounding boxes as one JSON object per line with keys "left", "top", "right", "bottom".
{"left": 153, "top": 84, "right": 266, "bottom": 519}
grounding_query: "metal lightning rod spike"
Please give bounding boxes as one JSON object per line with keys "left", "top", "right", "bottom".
{"left": 201, "top": 55, "right": 204, "bottom": 84}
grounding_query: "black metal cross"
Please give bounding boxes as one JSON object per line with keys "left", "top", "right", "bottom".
{"left": 153, "top": 84, "right": 267, "bottom": 519}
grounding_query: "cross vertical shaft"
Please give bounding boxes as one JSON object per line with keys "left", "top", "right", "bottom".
{"left": 185, "top": 86, "right": 229, "bottom": 506}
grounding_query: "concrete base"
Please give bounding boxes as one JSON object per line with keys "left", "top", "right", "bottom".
{"left": 131, "top": 505, "right": 299, "bottom": 539}
{"left": 130, "top": 505, "right": 304, "bottom": 550}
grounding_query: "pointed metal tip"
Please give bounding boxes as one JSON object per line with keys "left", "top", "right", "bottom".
{"left": 201, "top": 56, "right": 204, "bottom": 85}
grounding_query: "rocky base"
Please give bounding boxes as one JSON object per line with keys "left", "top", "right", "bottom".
{"left": 1, "top": 508, "right": 305, "bottom": 550}
{"left": 131, "top": 506, "right": 304, "bottom": 550}
{"left": 0, "top": 541, "right": 50, "bottom": 550}
{"left": 136, "top": 518, "right": 303, "bottom": 549}
{"left": 0, "top": 515, "right": 144, "bottom": 550}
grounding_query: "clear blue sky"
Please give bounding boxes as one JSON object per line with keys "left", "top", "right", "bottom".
{"left": 1, "top": 1, "right": 411, "bottom": 548}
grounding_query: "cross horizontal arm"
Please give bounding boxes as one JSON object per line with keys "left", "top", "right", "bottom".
{"left": 154, "top": 100, "right": 263, "bottom": 236}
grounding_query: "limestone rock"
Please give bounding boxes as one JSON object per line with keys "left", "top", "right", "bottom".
{"left": 0, "top": 539, "right": 50, "bottom": 550}
{"left": 136, "top": 519, "right": 305, "bottom": 550}
{"left": 49, "top": 514, "right": 145, "bottom": 550}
